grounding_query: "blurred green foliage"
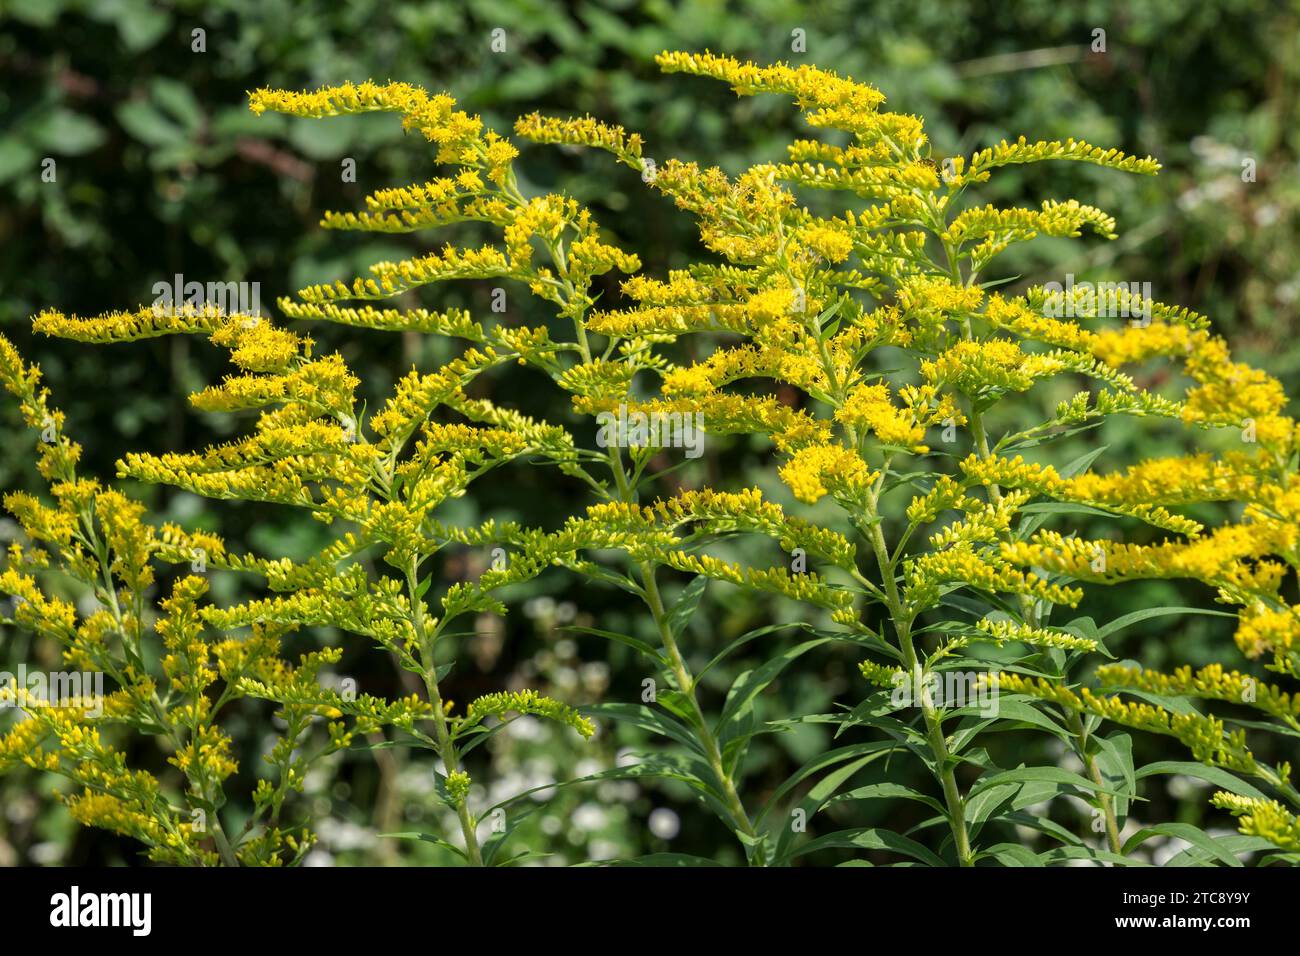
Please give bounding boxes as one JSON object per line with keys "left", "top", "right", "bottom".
{"left": 1, "top": 0, "right": 1297, "bottom": 865}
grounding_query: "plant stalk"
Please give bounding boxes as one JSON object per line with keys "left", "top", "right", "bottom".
{"left": 865, "top": 517, "right": 974, "bottom": 866}
{"left": 1068, "top": 711, "right": 1124, "bottom": 856}
{"left": 638, "top": 561, "right": 763, "bottom": 862}
{"left": 406, "top": 561, "right": 484, "bottom": 866}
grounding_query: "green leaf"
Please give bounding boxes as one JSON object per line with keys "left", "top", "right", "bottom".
{"left": 0, "top": 140, "right": 37, "bottom": 185}
{"left": 1133, "top": 761, "right": 1267, "bottom": 800}
{"left": 1019, "top": 502, "right": 1116, "bottom": 517}
{"left": 563, "top": 563, "right": 642, "bottom": 595}
{"left": 1166, "top": 835, "right": 1276, "bottom": 866}
{"left": 151, "top": 78, "right": 204, "bottom": 132}
{"left": 1123, "top": 823, "right": 1243, "bottom": 867}
{"left": 1011, "top": 778, "right": 1075, "bottom": 813}
{"left": 561, "top": 624, "right": 663, "bottom": 663}
{"left": 493, "top": 850, "right": 553, "bottom": 867}
{"left": 456, "top": 717, "right": 521, "bottom": 755}
{"left": 763, "top": 742, "right": 897, "bottom": 824}
{"left": 817, "top": 298, "right": 844, "bottom": 340}
{"left": 695, "top": 621, "right": 811, "bottom": 682}
{"left": 978, "top": 274, "right": 1023, "bottom": 290}
{"left": 379, "top": 832, "right": 467, "bottom": 860}
{"left": 30, "top": 109, "right": 106, "bottom": 155}
{"left": 788, "top": 827, "right": 946, "bottom": 867}
{"left": 665, "top": 575, "right": 708, "bottom": 639}
{"left": 964, "top": 783, "right": 1020, "bottom": 832}
{"left": 113, "top": 0, "right": 171, "bottom": 50}
{"left": 1037, "top": 845, "right": 1149, "bottom": 866}
{"left": 716, "top": 637, "right": 833, "bottom": 739}
{"left": 1092, "top": 733, "right": 1136, "bottom": 818}
{"left": 1059, "top": 444, "right": 1110, "bottom": 479}
{"left": 602, "top": 853, "right": 724, "bottom": 867}
{"left": 1221, "top": 715, "right": 1300, "bottom": 740}
{"left": 938, "top": 590, "right": 1022, "bottom": 621}
{"left": 583, "top": 702, "right": 703, "bottom": 754}
{"left": 479, "top": 796, "right": 558, "bottom": 866}
{"left": 770, "top": 746, "right": 907, "bottom": 864}
{"left": 947, "top": 697, "right": 1073, "bottom": 750}
{"left": 1003, "top": 420, "right": 1102, "bottom": 453}
{"left": 1001, "top": 810, "right": 1087, "bottom": 848}
{"left": 978, "top": 842, "right": 1043, "bottom": 866}
{"left": 968, "top": 765, "right": 1112, "bottom": 801}
{"left": 836, "top": 691, "right": 925, "bottom": 741}
{"left": 483, "top": 752, "right": 722, "bottom": 817}
{"left": 828, "top": 782, "right": 946, "bottom": 815}
{"left": 1096, "top": 606, "right": 1234, "bottom": 640}
{"left": 655, "top": 689, "right": 699, "bottom": 726}
{"left": 117, "top": 100, "right": 185, "bottom": 147}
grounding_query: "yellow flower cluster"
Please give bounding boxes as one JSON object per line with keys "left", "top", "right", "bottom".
{"left": 836, "top": 383, "right": 927, "bottom": 449}
{"left": 779, "top": 443, "right": 876, "bottom": 506}
{"left": 907, "top": 548, "right": 1082, "bottom": 609}
{"left": 956, "top": 135, "right": 1161, "bottom": 185}
{"left": 922, "top": 339, "right": 1077, "bottom": 394}
{"left": 33, "top": 304, "right": 229, "bottom": 341}
{"left": 1210, "top": 793, "right": 1300, "bottom": 852}
{"left": 514, "top": 112, "right": 644, "bottom": 168}
{"left": 1001, "top": 526, "right": 1286, "bottom": 595}
{"left": 1235, "top": 602, "right": 1300, "bottom": 678}
{"left": 4, "top": 50, "right": 1298, "bottom": 866}
{"left": 461, "top": 689, "right": 595, "bottom": 739}
{"left": 996, "top": 673, "right": 1258, "bottom": 775}
{"left": 444, "top": 770, "right": 472, "bottom": 808}
{"left": 975, "top": 619, "right": 1098, "bottom": 652}
{"left": 1095, "top": 663, "right": 1300, "bottom": 725}
{"left": 645, "top": 487, "right": 857, "bottom": 570}
{"left": 958, "top": 453, "right": 1204, "bottom": 535}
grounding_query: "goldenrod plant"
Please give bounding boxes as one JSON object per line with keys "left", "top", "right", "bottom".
{"left": 1, "top": 52, "right": 1296, "bottom": 866}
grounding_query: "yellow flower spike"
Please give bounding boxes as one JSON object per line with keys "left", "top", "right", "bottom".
{"left": 1210, "top": 793, "right": 1300, "bottom": 852}
{"left": 975, "top": 619, "right": 1098, "bottom": 653}
{"left": 998, "top": 673, "right": 1259, "bottom": 776}
{"left": 956, "top": 135, "right": 1161, "bottom": 186}
{"left": 461, "top": 689, "right": 594, "bottom": 739}
{"left": 32, "top": 304, "right": 230, "bottom": 342}
{"left": 1096, "top": 663, "right": 1300, "bottom": 725}
{"left": 514, "top": 112, "right": 644, "bottom": 169}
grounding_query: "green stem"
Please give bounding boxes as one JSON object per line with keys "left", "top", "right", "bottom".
{"left": 210, "top": 820, "right": 240, "bottom": 867}
{"left": 1068, "top": 711, "right": 1124, "bottom": 856}
{"left": 602, "top": 438, "right": 760, "bottom": 860}
{"left": 406, "top": 560, "right": 484, "bottom": 867}
{"left": 638, "top": 560, "right": 762, "bottom": 860}
{"left": 865, "top": 516, "right": 973, "bottom": 866}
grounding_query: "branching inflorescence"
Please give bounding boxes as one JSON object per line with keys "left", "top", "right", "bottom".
{"left": 1, "top": 52, "right": 1296, "bottom": 867}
